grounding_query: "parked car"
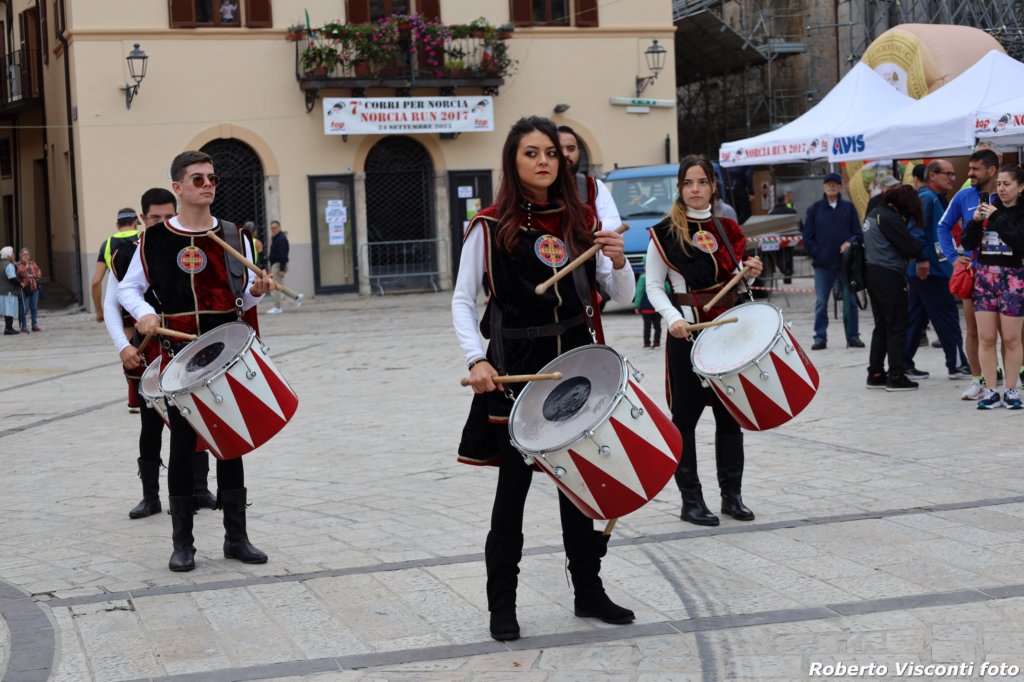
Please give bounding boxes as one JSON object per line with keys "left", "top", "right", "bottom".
{"left": 602, "top": 162, "right": 729, "bottom": 275}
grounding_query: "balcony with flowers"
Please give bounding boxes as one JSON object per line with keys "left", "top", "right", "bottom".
{"left": 292, "top": 15, "right": 516, "bottom": 110}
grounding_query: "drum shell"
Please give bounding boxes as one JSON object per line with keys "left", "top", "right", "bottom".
{"left": 161, "top": 323, "right": 299, "bottom": 460}
{"left": 691, "top": 303, "right": 819, "bottom": 431}
{"left": 510, "top": 345, "right": 682, "bottom": 520}
{"left": 139, "top": 356, "right": 168, "bottom": 427}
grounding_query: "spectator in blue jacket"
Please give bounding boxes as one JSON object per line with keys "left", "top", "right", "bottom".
{"left": 937, "top": 149, "right": 1000, "bottom": 399}
{"left": 803, "top": 173, "right": 863, "bottom": 350}
{"left": 902, "top": 159, "right": 969, "bottom": 380}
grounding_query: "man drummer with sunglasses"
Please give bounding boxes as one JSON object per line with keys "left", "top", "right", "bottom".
{"left": 118, "top": 150, "right": 275, "bottom": 572}
{"left": 102, "top": 187, "right": 219, "bottom": 520}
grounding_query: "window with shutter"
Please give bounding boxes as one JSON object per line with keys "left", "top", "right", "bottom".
{"left": 575, "top": 0, "right": 598, "bottom": 27}
{"left": 168, "top": 0, "right": 197, "bottom": 27}
{"left": 509, "top": 0, "right": 532, "bottom": 27}
{"left": 346, "top": 0, "right": 370, "bottom": 24}
{"left": 170, "top": 0, "right": 266, "bottom": 28}
{"left": 416, "top": 0, "right": 440, "bottom": 21}
{"left": 511, "top": 0, "right": 595, "bottom": 27}
{"left": 245, "top": 0, "right": 272, "bottom": 27}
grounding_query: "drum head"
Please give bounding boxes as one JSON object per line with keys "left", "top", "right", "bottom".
{"left": 510, "top": 345, "right": 626, "bottom": 454}
{"left": 139, "top": 356, "right": 163, "bottom": 400}
{"left": 160, "top": 322, "right": 254, "bottom": 394}
{"left": 691, "top": 302, "right": 783, "bottom": 376}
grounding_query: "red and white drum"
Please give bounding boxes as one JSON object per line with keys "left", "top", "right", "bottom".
{"left": 691, "top": 302, "right": 819, "bottom": 431}
{"left": 509, "top": 345, "right": 682, "bottom": 520}
{"left": 139, "top": 356, "right": 168, "bottom": 426}
{"left": 160, "top": 322, "right": 299, "bottom": 460}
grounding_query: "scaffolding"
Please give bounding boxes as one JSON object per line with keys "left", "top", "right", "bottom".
{"left": 674, "top": 0, "right": 1024, "bottom": 158}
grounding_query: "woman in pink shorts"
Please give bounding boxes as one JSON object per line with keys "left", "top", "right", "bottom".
{"left": 961, "top": 164, "right": 1024, "bottom": 409}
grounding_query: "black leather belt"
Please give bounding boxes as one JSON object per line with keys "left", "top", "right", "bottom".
{"left": 674, "top": 291, "right": 737, "bottom": 307}
{"left": 502, "top": 312, "right": 586, "bottom": 339}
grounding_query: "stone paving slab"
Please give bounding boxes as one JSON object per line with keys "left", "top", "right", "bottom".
{"left": 3, "top": 290, "right": 1024, "bottom": 680}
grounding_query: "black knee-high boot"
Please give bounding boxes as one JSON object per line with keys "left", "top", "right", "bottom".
{"left": 193, "top": 453, "right": 217, "bottom": 510}
{"left": 716, "top": 432, "right": 754, "bottom": 521}
{"left": 168, "top": 495, "right": 196, "bottom": 572}
{"left": 129, "top": 458, "right": 162, "bottom": 519}
{"left": 3, "top": 316, "right": 16, "bottom": 334}
{"left": 564, "top": 530, "right": 634, "bottom": 624}
{"left": 674, "top": 431, "right": 719, "bottom": 526}
{"left": 219, "top": 488, "right": 268, "bottom": 563}
{"left": 485, "top": 531, "right": 523, "bottom": 641}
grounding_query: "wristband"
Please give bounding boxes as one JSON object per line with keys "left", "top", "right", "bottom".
{"left": 467, "top": 357, "right": 487, "bottom": 371}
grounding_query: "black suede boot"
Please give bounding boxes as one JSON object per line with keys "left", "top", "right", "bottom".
{"left": 716, "top": 432, "right": 755, "bottom": 521}
{"left": 565, "top": 530, "right": 634, "bottom": 624}
{"left": 485, "top": 531, "right": 523, "bottom": 641}
{"left": 674, "top": 431, "right": 719, "bottom": 526}
{"left": 219, "top": 488, "right": 268, "bottom": 563}
{"left": 168, "top": 495, "right": 196, "bottom": 572}
{"left": 193, "top": 453, "right": 217, "bottom": 510}
{"left": 129, "top": 458, "right": 162, "bottom": 519}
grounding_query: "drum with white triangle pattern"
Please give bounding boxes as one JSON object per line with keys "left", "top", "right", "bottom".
{"left": 139, "top": 356, "right": 169, "bottom": 427}
{"left": 509, "top": 345, "right": 682, "bottom": 521}
{"left": 160, "top": 322, "right": 299, "bottom": 460}
{"left": 691, "top": 302, "right": 819, "bottom": 431}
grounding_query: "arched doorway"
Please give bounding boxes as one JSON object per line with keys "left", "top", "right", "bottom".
{"left": 200, "top": 139, "right": 267, "bottom": 236}
{"left": 364, "top": 136, "right": 437, "bottom": 292}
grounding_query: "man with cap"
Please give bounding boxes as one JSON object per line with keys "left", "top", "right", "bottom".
{"left": 803, "top": 172, "right": 864, "bottom": 350}
{"left": 92, "top": 208, "right": 144, "bottom": 411}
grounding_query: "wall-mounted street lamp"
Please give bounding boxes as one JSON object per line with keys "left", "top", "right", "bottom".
{"left": 121, "top": 43, "right": 149, "bottom": 110}
{"left": 635, "top": 39, "right": 666, "bottom": 97}
{"left": 553, "top": 103, "right": 571, "bottom": 114}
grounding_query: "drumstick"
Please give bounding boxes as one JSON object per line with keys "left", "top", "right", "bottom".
{"left": 205, "top": 231, "right": 304, "bottom": 304}
{"left": 534, "top": 223, "right": 630, "bottom": 295}
{"left": 702, "top": 265, "right": 752, "bottom": 312}
{"left": 136, "top": 334, "right": 152, "bottom": 354}
{"left": 460, "top": 372, "right": 563, "bottom": 387}
{"left": 602, "top": 518, "right": 618, "bottom": 536}
{"left": 685, "top": 316, "right": 738, "bottom": 332}
{"left": 154, "top": 326, "right": 198, "bottom": 341}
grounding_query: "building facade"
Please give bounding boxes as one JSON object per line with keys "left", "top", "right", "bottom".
{"left": 1, "top": 0, "right": 676, "bottom": 306}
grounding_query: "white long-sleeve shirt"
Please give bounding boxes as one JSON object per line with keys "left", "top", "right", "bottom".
{"left": 103, "top": 271, "right": 133, "bottom": 353}
{"left": 594, "top": 179, "right": 621, "bottom": 232}
{"left": 117, "top": 217, "right": 262, "bottom": 322}
{"left": 452, "top": 222, "right": 636, "bottom": 366}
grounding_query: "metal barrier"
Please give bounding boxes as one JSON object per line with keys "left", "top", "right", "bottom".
{"left": 360, "top": 239, "right": 447, "bottom": 295}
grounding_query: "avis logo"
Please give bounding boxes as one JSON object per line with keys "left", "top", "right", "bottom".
{"left": 832, "top": 135, "right": 865, "bottom": 155}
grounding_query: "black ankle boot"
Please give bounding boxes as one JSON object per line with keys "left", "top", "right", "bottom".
{"left": 565, "top": 531, "right": 634, "bottom": 624}
{"left": 3, "top": 316, "right": 16, "bottom": 335}
{"left": 193, "top": 452, "right": 217, "bottom": 510}
{"left": 675, "top": 432, "right": 720, "bottom": 526}
{"left": 129, "top": 458, "right": 162, "bottom": 519}
{"left": 168, "top": 496, "right": 196, "bottom": 572}
{"left": 219, "top": 488, "right": 268, "bottom": 563}
{"left": 485, "top": 531, "right": 523, "bottom": 641}
{"left": 716, "top": 432, "right": 755, "bottom": 521}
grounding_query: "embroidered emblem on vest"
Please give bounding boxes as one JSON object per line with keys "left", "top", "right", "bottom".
{"left": 177, "top": 246, "right": 208, "bottom": 274}
{"left": 693, "top": 230, "right": 718, "bottom": 254}
{"left": 534, "top": 235, "right": 568, "bottom": 267}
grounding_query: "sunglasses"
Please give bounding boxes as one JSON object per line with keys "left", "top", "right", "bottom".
{"left": 185, "top": 173, "right": 219, "bottom": 188}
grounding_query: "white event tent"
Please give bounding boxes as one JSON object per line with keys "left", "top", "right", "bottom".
{"left": 828, "top": 50, "right": 1024, "bottom": 163}
{"left": 974, "top": 95, "right": 1024, "bottom": 147}
{"left": 718, "top": 62, "right": 913, "bottom": 167}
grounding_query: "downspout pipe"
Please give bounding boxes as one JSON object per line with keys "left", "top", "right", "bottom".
{"left": 57, "top": 0, "right": 81, "bottom": 306}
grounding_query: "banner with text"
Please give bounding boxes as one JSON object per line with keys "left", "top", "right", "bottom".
{"left": 323, "top": 96, "right": 495, "bottom": 135}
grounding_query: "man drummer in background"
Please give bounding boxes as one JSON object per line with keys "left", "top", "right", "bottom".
{"left": 103, "top": 188, "right": 218, "bottom": 519}
{"left": 118, "top": 151, "right": 274, "bottom": 572}
{"left": 452, "top": 116, "right": 636, "bottom": 642}
{"left": 645, "top": 155, "right": 763, "bottom": 527}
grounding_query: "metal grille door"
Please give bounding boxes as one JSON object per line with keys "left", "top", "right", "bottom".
{"left": 201, "top": 139, "right": 266, "bottom": 231}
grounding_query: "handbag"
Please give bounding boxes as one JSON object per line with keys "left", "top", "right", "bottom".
{"left": 949, "top": 260, "right": 975, "bottom": 299}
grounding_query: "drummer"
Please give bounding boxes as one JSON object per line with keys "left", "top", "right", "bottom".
{"left": 118, "top": 150, "right": 275, "bottom": 572}
{"left": 452, "top": 116, "right": 636, "bottom": 642}
{"left": 645, "top": 155, "right": 763, "bottom": 527}
{"left": 102, "top": 188, "right": 219, "bottom": 519}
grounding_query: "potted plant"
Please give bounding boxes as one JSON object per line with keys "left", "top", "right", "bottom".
{"left": 355, "top": 16, "right": 403, "bottom": 75}
{"left": 300, "top": 43, "right": 340, "bottom": 77}
{"left": 285, "top": 23, "right": 307, "bottom": 41}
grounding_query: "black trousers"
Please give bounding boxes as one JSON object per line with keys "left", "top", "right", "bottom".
{"left": 866, "top": 264, "right": 909, "bottom": 377}
{"left": 490, "top": 435, "right": 591, "bottom": 540}
{"left": 138, "top": 399, "right": 164, "bottom": 463}
{"left": 642, "top": 312, "right": 661, "bottom": 345}
{"left": 666, "top": 334, "right": 741, "bottom": 435}
{"left": 166, "top": 404, "right": 242, "bottom": 496}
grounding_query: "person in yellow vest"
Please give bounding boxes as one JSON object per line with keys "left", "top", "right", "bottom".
{"left": 91, "top": 208, "right": 141, "bottom": 323}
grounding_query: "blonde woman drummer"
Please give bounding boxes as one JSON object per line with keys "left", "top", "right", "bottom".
{"left": 452, "top": 116, "right": 635, "bottom": 642}
{"left": 645, "top": 155, "right": 763, "bottom": 527}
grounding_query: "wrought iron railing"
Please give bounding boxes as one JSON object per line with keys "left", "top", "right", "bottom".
{"left": 0, "top": 48, "right": 41, "bottom": 107}
{"left": 359, "top": 238, "right": 446, "bottom": 295}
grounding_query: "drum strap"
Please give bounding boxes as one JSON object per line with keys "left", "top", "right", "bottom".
{"left": 710, "top": 217, "right": 754, "bottom": 303}
{"left": 570, "top": 260, "right": 597, "bottom": 343}
{"left": 218, "top": 220, "right": 247, "bottom": 317}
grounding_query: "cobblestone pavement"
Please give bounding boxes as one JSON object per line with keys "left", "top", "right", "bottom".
{"left": 2, "top": 290, "right": 1024, "bottom": 681}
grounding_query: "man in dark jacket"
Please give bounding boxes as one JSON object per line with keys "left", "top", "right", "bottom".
{"left": 803, "top": 173, "right": 864, "bottom": 350}
{"left": 267, "top": 220, "right": 289, "bottom": 314}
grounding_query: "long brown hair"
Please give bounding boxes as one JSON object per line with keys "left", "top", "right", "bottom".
{"left": 884, "top": 185, "right": 923, "bottom": 224}
{"left": 494, "top": 116, "right": 593, "bottom": 252}
{"left": 667, "top": 155, "right": 718, "bottom": 256}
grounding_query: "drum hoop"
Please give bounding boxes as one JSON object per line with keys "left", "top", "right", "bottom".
{"left": 690, "top": 302, "right": 784, "bottom": 379}
{"left": 510, "top": 344, "right": 628, "bottom": 456}
{"left": 139, "top": 358, "right": 163, "bottom": 398}
{"left": 160, "top": 322, "right": 256, "bottom": 396}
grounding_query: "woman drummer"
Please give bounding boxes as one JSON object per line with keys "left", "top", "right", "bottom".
{"left": 451, "top": 116, "right": 636, "bottom": 642}
{"left": 645, "top": 155, "right": 763, "bottom": 527}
